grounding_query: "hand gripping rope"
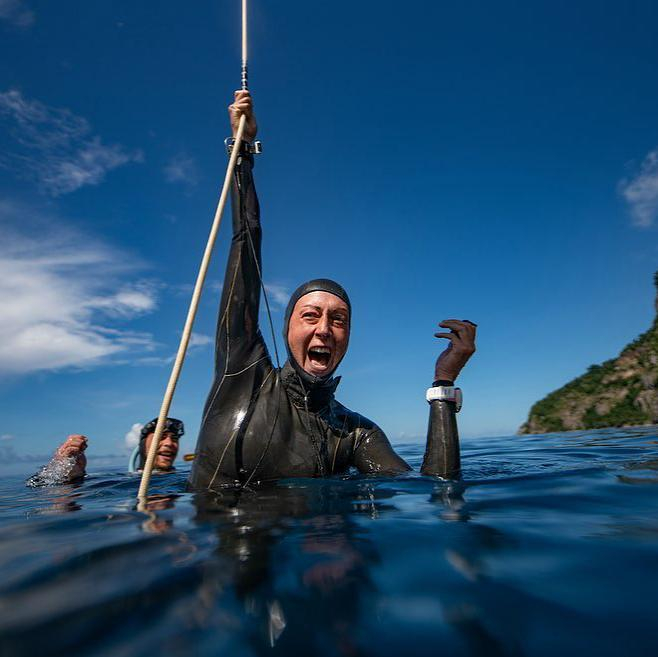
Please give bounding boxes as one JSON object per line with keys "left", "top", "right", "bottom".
{"left": 137, "top": 0, "right": 251, "bottom": 507}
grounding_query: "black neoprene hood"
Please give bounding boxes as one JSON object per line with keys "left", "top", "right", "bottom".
{"left": 283, "top": 278, "right": 351, "bottom": 379}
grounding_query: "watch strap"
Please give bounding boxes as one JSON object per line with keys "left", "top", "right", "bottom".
{"left": 426, "top": 386, "right": 463, "bottom": 412}
{"left": 433, "top": 379, "right": 454, "bottom": 387}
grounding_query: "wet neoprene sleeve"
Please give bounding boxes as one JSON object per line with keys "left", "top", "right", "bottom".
{"left": 353, "top": 427, "right": 412, "bottom": 475}
{"left": 421, "top": 400, "right": 460, "bottom": 478}
{"left": 214, "top": 151, "right": 266, "bottom": 378}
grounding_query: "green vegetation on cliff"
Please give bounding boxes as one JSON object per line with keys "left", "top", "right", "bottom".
{"left": 519, "top": 273, "right": 658, "bottom": 434}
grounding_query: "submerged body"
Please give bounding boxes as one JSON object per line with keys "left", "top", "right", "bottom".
{"left": 190, "top": 146, "right": 460, "bottom": 489}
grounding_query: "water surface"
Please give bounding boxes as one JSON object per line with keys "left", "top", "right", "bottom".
{"left": 2, "top": 427, "right": 658, "bottom": 656}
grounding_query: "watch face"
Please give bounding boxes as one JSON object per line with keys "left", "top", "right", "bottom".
{"left": 426, "top": 386, "right": 461, "bottom": 406}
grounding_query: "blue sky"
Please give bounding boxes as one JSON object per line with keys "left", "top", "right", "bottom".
{"left": 1, "top": 0, "right": 657, "bottom": 464}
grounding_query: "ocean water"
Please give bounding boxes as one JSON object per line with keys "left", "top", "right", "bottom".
{"left": 1, "top": 427, "right": 658, "bottom": 657}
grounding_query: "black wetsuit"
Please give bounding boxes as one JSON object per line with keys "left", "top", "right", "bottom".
{"left": 190, "top": 150, "right": 459, "bottom": 490}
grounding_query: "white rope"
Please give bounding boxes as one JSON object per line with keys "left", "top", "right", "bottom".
{"left": 137, "top": 0, "right": 249, "bottom": 507}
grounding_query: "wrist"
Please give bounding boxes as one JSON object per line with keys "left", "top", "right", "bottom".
{"left": 225, "top": 137, "right": 262, "bottom": 155}
{"left": 435, "top": 369, "right": 457, "bottom": 383}
{"left": 426, "top": 385, "right": 462, "bottom": 412}
{"left": 433, "top": 378, "right": 454, "bottom": 387}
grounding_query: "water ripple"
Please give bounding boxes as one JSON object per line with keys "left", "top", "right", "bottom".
{"left": 1, "top": 426, "right": 657, "bottom": 656}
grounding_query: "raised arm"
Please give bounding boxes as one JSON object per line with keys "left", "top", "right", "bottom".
{"left": 213, "top": 91, "right": 265, "bottom": 377}
{"left": 26, "top": 434, "right": 88, "bottom": 487}
{"left": 353, "top": 320, "right": 476, "bottom": 478}
{"left": 421, "top": 319, "right": 477, "bottom": 478}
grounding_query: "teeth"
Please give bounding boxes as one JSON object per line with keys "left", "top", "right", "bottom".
{"left": 310, "top": 347, "right": 331, "bottom": 354}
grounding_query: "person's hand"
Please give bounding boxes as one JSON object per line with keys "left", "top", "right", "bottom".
{"left": 56, "top": 434, "right": 88, "bottom": 459}
{"left": 55, "top": 434, "right": 88, "bottom": 479}
{"left": 228, "top": 90, "right": 258, "bottom": 142}
{"left": 434, "top": 319, "right": 477, "bottom": 382}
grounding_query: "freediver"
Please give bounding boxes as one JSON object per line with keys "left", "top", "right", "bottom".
{"left": 26, "top": 417, "right": 184, "bottom": 486}
{"left": 189, "top": 90, "right": 477, "bottom": 489}
{"left": 128, "top": 417, "right": 185, "bottom": 473}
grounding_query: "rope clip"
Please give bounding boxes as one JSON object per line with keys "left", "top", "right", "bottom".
{"left": 225, "top": 137, "right": 263, "bottom": 155}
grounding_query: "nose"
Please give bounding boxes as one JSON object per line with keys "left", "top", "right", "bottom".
{"left": 315, "top": 314, "right": 331, "bottom": 337}
{"left": 160, "top": 435, "right": 176, "bottom": 449}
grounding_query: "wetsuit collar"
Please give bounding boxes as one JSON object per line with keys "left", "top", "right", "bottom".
{"left": 281, "top": 360, "right": 340, "bottom": 411}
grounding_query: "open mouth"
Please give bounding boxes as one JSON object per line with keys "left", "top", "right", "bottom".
{"left": 307, "top": 345, "right": 332, "bottom": 369}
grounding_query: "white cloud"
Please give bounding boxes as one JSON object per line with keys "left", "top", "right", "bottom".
{"left": 0, "top": 434, "right": 14, "bottom": 441}
{"left": 0, "top": 89, "right": 142, "bottom": 195}
{"left": 89, "top": 283, "right": 157, "bottom": 317}
{"left": 189, "top": 332, "right": 213, "bottom": 349}
{"left": 130, "top": 332, "right": 212, "bottom": 367}
{"left": 619, "top": 148, "right": 658, "bottom": 228}
{"left": 208, "top": 280, "right": 223, "bottom": 294}
{"left": 0, "top": 202, "right": 159, "bottom": 375}
{"left": 124, "top": 423, "right": 143, "bottom": 449}
{"left": 170, "top": 279, "right": 223, "bottom": 298}
{"left": 0, "top": 443, "right": 49, "bottom": 464}
{"left": 264, "top": 283, "right": 290, "bottom": 309}
{"left": 0, "top": 0, "right": 34, "bottom": 27}
{"left": 164, "top": 153, "right": 198, "bottom": 186}
{"left": 133, "top": 355, "right": 174, "bottom": 366}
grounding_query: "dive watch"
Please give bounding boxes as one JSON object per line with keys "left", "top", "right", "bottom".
{"left": 426, "top": 386, "right": 463, "bottom": 412}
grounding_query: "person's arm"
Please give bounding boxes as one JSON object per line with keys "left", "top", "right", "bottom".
{"left": 195, "top": 91, "right": 271, "bottom": 484}
{"left": 26, "top": 434, "right": 88, "bottom": 487}
{"left": 421, "top": 320, "right": 477, "bottom": 478}
{"left": 421, "top": 384, "right": 460, "bottom": 478}
{"left": 212, "top": 90, "right": 265, "bottom": 379}
{"left": 353, "top": 427, "right": 412, "bottom": 475}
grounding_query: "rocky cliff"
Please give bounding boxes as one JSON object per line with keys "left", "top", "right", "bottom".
{"left": 519, "top": 271, "right": 658, "bottom": 434}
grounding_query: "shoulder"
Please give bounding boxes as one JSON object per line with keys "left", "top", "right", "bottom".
{"left": 331, "top": 399, "right": 376, "bottom": 430}
{"left": 330, "top": 400, "right": 385, "bottom": 443}
{"left": 330, "top": 400, "right": 411, "bottom": 475}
